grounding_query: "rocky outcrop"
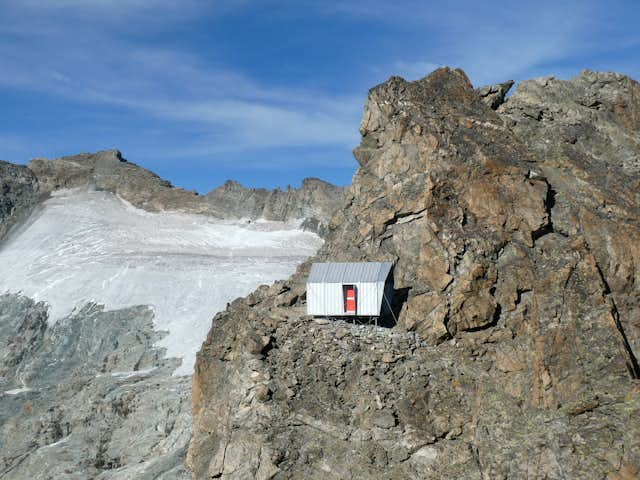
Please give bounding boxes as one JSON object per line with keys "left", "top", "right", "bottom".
{"left": 499, "top": 70, "right": 640, "bottom": 363}
{"left": 0, "top": 161, "right": 43, "bottom": 242}
{"left": 0, "top": 294, "right": 191, "bottom": 479}
{"left": 0, "top": 150, "right": 337, "bottom": 478}
{"left": 28, "top": 150, "right": 344, "bottom": 234}
{"left": 476, "top": 80, "right": 514, "bottom": 109}
{"left": 28, "top": 150, "right": 201, "bottom": 213}
{"left": 0, "top": 162, "right": 191, "bottom": 478}
{"left": 188, "top": 68, "right": 640, "bottom": 479}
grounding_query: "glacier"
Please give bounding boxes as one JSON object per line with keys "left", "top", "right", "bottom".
{"left": 0, "top": 188, "right": 322, "bottom": 375}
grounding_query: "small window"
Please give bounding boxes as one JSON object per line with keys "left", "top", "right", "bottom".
{"left": 343, "top": 284, "right": 357, "bottom": 314}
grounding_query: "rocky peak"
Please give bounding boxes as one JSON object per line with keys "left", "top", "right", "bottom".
{"left": 323, "top": 66, "right": 640, "bottom": 374}
{"left": 205, "top": 177, "right": 345, "bottom": 235}
{"left": 324, "top": 67, "right": 551, "bottom": 337}
{"left": 358, "top": 69, "right": 487, "bottom": 141}
{"left": 188, "top": 67, "right": 640, "bottom": 479}
{"left": 300, "top": 177, "right": 331, "bottom": 188}
{"left": 500, "top": 70, "right": 640, "bottom": 177}
{"left": 217, "top": 179, "right": 244, "bottom": 191}
{"left": 93, "top": 148, "right": 126, "bottom": 163}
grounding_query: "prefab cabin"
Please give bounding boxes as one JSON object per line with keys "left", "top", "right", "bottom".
{"left": 306, "top": 262, "right": 394, "bottom": 318}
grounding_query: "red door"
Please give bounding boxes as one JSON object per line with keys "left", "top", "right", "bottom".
{"left": 344, "top": 285, "right": 356, "bottom": 314}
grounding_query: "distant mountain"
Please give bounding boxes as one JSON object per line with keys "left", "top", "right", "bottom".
{"left": 28, "top": 150, "right": 345, "bottom": 235}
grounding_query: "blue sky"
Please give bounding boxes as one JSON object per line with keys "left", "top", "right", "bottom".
{"left": 1, "top": 1, "right": 639, "bottom": 192}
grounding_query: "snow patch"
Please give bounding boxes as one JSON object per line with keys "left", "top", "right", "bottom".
{"left": 110, "top": 368, "right": 157, "bottom": 379}
{"left": 4, "top": 387, "right": 33, "bottom": 395}
{"left": 40, "top": 437, "right": 70, "bottom": 449}
{"left": 0, "top": 189, "right": 323, "bottom": 375}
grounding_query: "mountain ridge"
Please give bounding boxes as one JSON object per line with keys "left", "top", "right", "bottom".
{"left": 27, "top": 150, "right": 344, "bottom": 236}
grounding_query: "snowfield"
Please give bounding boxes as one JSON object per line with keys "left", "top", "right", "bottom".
{"left": 0, "top": 189, "right": 323, "bottom": 375}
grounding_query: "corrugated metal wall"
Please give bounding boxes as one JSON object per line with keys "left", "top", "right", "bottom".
{"left": 307, "top": 280, "right": 386, "bottom": 316}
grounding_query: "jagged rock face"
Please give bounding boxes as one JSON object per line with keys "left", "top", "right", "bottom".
{"left": 326, "top": 69, "right": 553, "bottom": 339}
{"left": 205, "top": 178, "right": 344, "bottom": 237}
{"left": 476, "top": 80, "right": 514, "bottom": 110}
{"left": 0, "top": 294, "right": 191, "bottom": 479}
{"left": 0, "top": 161, "right": 42, "bottom": 241}
{"left": 1, "top": 150, "right": 332, "bottom": 477}
{"left": 28, "top": 150, "right": 344, "bottom": 234}
{"left": 499, "top": 70, "right": 640, "bottom": 363}
{"left": 188, "top": 68, "right": 640, "bottom": 479}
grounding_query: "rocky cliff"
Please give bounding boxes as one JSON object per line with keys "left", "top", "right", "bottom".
{"left": 28, "top": 150, "right": 344, "bottom": 235}
{"left": 0, "top": 161, "right": 43, "bottom": 242}
{"left": 0, "top": 157, "right": 195, "bottom": 479}
{"left": 188, "top": 68, "right": 640, "bottom": 479}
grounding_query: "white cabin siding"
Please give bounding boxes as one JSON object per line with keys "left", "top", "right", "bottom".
{"left": 306, "top": 262, "right": 392, "bottom": 316}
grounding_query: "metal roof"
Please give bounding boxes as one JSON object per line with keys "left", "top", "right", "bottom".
{"left": 307, "top": 262, "right": 393, "bottom": 284}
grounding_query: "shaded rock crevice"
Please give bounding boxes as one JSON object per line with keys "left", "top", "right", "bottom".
{"left": 593, "top": 260, "right": 640, "bottom": 379}
{"left": 0, "top": 161, "right": 44, "bottom": 244}
{"left": 531, "top": 178, "right": 558, "bottom": 242}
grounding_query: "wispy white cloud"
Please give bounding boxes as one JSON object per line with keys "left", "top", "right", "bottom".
{"left": 295, "top": 0, "right": 628, "bottom": 87}
{"left": 0, "top": 1, "right": 362, "bottom": 154}
{"left": 2, "top": 0, "right": 637, "bottom": 178}
{"left": 365, "top": 1, "right": 601, "bottom": 86}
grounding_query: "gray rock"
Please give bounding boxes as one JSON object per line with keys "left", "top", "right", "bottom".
{"left": 372, "top": 412, "right": 396, "bottom": 429}
{"left": 0, "top": 161, "right": 43, "bottom": 242}
{"left": 499, "top": 69, "right": 640, "bottom": 363}
{"left": 476, "top": 80, "right": 514, "bottom": 109}
{"left": 0, "top": 149, "right": 341, "bottom": 478}
{"left": 0, "top": 295, "right": 191, "bottom": 479}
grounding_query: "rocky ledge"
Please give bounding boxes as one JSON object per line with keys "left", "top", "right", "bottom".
{"left": 188, "top": 68, "right": 640, "bottom": 479}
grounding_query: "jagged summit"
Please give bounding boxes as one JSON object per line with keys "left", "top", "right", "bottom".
{"left": 25, "top": 149, "right": 345, "bottom": 234}
{"left": 476, "top": 79, "right": 514, "bottom": 109}
{"left": 188, "top": 67, "right": 640, "bottom": 479}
